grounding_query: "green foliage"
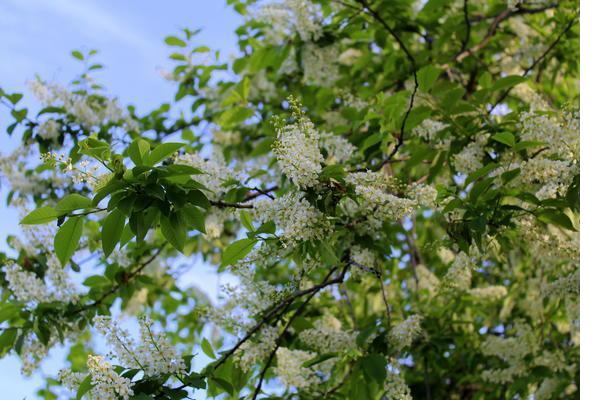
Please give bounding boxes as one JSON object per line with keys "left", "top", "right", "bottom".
{"left": 0, "top": 0, "right": 580, "bottom": 399}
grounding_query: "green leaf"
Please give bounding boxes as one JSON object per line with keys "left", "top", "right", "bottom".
{"left": 465, "top": 163, "right": 498, "bottom": 186}
{"left": 20, "top": 206, "right": 58, "bottom": 225}
{"left": 201, "top": 338, "right": 216, "bottom": 359}
{"left": 302, "top": 353, "right": 337, "bottom": 368}
{"left": 56, "top": 194, "right": 93, "bottom": 214}
{"left": 128, "top": 138, "right": 151, "bottom": 166}
{"left": 417, "top": 65, "right": 442, "bottom": 92}
{"left": 0, "top": 304, "right": 20, "bottom": 324}
{"left": 54, "top": 217, "right": 84, "bottom": 266}
{"left": 536, "top": 210, "right": 577, "bottom": 231}
{"left": 102, "top": 209, "right": 126, "bottom": 257}
{"left": 165, "top": 36, "right": 187, "bottom": 47}
{"left": 491, "top": 131, "right": 515, "bottom": 147}
{"left": 490, "top": 75, "right": 526, "bottom": 92}
{"left": 188, "top": 189, "right": 211, "bottom": 209}
{"left": 320, "top": 164, "right": 346, "bottom": 181}
{"left": 361, "top": 354, "right": 387, "bottom": 385}
{"left": 181, "top": 205, "right": 206, "bottom": 233}
{"left": 221, "top": 238, "right": 257, "bottom": 267}
{"left": 161, "top": 212, "right": 187, "bottom": 252}
{"left": 71, "top": 50, "right": 84, "bottom": 60}
{"left": 0, "top": 329, "right": 17, "bottom": 356}
{"left": 83, "top": 275, "right": 111, "bottom": 287}
{"left": 239, "top": 210, "right": 254, "bottom": 231}
{"left": 145, "top": 142, "right": 185, "bottom": 166}
{"left": 76, "top": 375, "right": 93, "bottom": 400}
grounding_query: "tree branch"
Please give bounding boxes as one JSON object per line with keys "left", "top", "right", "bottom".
{"left": 489, "top": 13, "right": 578, "bottom": 113}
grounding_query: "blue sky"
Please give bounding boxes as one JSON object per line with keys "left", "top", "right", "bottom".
{"left": 0, "top": 1, "right": 241, "bottom": 398}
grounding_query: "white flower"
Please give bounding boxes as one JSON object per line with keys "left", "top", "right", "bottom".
{"left": 413, "top": 119, "right": 448, "bottom": 142}
{"left": 384, "top": 372, "right": 413, "bottom": 400}
{"left": 302, "top": 43, "right": 340, "bottom": 87}
{"left": 93, "top": 316, "right": 185, "bottom": 377}
{"left": 273, "top": 106, "right": 323, "bottom": 189}
{"left": 37, "top": 119, "right": 60, "bottom": 140}
{"left": 87, "top": 355, "right": 134, "bottom": 400}
{"left": 177, "top": 150, "right": 239, "bottom": 199}
{"left": 338, "top": 48, "right": 362, "bottom": 66}
{"left": 469, "top": 285, "right": 508, "bottom": 300}
{"left": 388, "top": 315, "right": 422, "bottom": 351}
{"left": 275, "top": 347, "right": 319, "bottom": 389}
{"left": 452, "top": 135, "right": 488, "bottom": 175}
{"left": 236, "top": 326, "right": 278, "bottom": 372}
{"left": 299, "top": 315, "right": 357, "bottom": 353}
{"left": 444, "top": 252, "right": 473, "bottom": 291}
{"left": 320, "top": 132, "right": 356, "bottom": 164}
{"left": 254, "top": 192, "right": 330, "bottom": 245}
{"left": 347, "top": 171, "right": 416, "bottom": 226}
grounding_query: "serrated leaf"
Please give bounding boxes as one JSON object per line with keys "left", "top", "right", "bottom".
{"left": 145, "top": 142, "right": 185, "bottom": 166}
{"left": 161, "top": 212, "right": 187, "bottom": 252}
{"left": 181, "top": 204, "right": 206, "bottom": 233}
{"left": 54, "top": 217, "right": 84, "bottom": 266}
{"left": 491, "top": 131, "right": 515, "bottom": 147}
{"left": 490, "top": 75, "right": 526, "bottom": 92}
{"left": 0, "top": 329, "right": 17, "bottom": 356}
{"left": 417, "top": 65, "right": 442, "bottom": 92}
{"left": 76, "top": 375, "right": 93, "bottom": 400}
{"left": 20, "top": 206, "right": 58, "bottom": 225}
{"left": 221, "top": 238, "right": 257, "bottom": 267}
{"left": 239, "top": 210, "right": 254, "bottom": 231}
{"left": 361, "top": 354, "right": 387, "bottom": 385}
{"left": 128, "top": 138, "right": 151, "bottom": 166}
{"left": 201, "top": 338, "right": 216, "bottom": 359}
{"left": 102, "top": 209, "right": 126, "bottom": 257}
{"left": 56, "top": 194, "right": 93, "bottom": 214}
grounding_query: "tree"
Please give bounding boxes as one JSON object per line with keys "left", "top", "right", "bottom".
{"left": 0, "top": 0, "right": 579, "bottom": 399}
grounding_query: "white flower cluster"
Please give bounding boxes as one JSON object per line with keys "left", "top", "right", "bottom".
{"left": 28, "top": 79, "right": 137, "bottom": 131}
{"left": 384, "top": 372, "right": 413, "bottom": 400}
{"left": 406, "top": 183, "right": 437, "bottom": 209}
{"left": 350, "top": 245, "right": 379, "bottom": 276}
{"left": 388, "top": 315, "right": 422, "bottom": 351}
{"left": 273, "top": 106, "right": 323, "bottom": 189}
{"left": 3, "top": 256, "right": 78, "bottom": 304}
{"left": 299, "top": 315, "right": 357, "bottom": 353}
{"left": 452, "top": 135, "right": 489, "bottom": 175}
{"left": 469, "top": 285, "right": 507, "bottom": 301}
{"left": 302, "top": 43, "right": 340, "bottom": 87}
{"left": 519, "top": 110, "right": 579, "bottom": 161}
{"left": 346, "top": 171, "right": 416, "bottom": 228}
{"left": 177, "top": 150, "right": 239, "bottom": 199}
{"left": 93, "top": 316, "right": 186, "bottom": 377}
{"left": 275, "top": 347, "right": 319, "bottom": 389}
{"left": 443, "top": 252, "right": 473, "bottom": 291}
{"left": 480, "top": 321, "right": 537, "bottom": 384}
{"left": 0, "top": 148, "right": 67, "bottom": 197}
{"left": 414, "top": 119, "right": 448, "bottom": 143}
{"left": 87, "top": 355, "right": 134, "bottom": 400}
{"left": 409, "top": 264, "right": 440, "bottom": 294}
{"left": 518, "top": 158, "right": 577, "bottom": 200}
{"left": 3, "top": 260, "right": 49, "bottom": 303}
{"left": 338, "top": 48, "right": 363, "bottom": 66}
{"left": 250, "top": 0, "right": 322, "bottom": 43}
{"left": 236, "top": 326, "right": 278, "bottom": 372}
{"left": 37, "top": 119, "right": 61, "bottom": 140}
{"left": 254, "top": 192, "right": 330, "bottom": 245}
{"left": 320, "top": 132, "right": 356, "bottom": 164}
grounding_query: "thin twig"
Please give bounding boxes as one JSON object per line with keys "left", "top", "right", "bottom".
{"left": 355, "top": 0, "right": 419, "bottom": 170}
{"left": 251, "top": 264, "right": 349, "bottom": 399}
{"left": 489, "top": 13, "right": 578, "bottom": 113}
